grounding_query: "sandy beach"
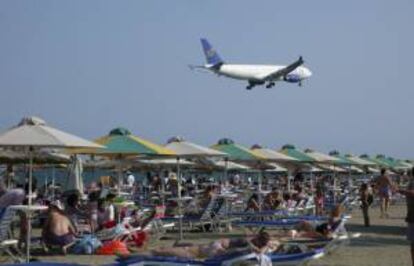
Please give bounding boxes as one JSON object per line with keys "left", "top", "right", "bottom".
{"left": 4, "top": 201, "right": 407, "bottom": 266}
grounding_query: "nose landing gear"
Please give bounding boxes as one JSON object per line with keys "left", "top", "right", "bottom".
{"left": 266, "top": 82, "right": 275, "bottom": 89}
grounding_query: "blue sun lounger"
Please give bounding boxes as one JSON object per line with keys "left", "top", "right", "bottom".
{"left": 115, "top": 248, "right": 325, "bottom": 266}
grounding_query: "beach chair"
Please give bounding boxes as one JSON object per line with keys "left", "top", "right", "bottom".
{"left": 162, "top": 195, "right": 221, "bottom": 232}
{"left": 115, "top": 247, "right": 325, "bottom": 266}
{"left": 0, "top": 207, "right": 24, "bottom": 263}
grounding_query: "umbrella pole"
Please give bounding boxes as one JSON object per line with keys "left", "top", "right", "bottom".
{"left": 26, "top": 147, "right": 33, "bottom": 262}
{"left": 52, "top": 166, "right": 55, "bottom": 200}
{"left": 176, "top": 157, "right": 183, "bottom": 241}
{"left": 224, "top": 157, "right": 229, "bottom": 192}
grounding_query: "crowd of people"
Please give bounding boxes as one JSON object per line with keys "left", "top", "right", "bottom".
{"left": 0, "top": 166, "right": 413, "bottom": 262}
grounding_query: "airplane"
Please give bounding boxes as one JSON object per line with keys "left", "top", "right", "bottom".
{"left": 190, "top": 38, "right": 312, "bottom": 90}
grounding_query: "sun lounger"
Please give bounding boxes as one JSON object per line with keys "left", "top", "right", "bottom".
{"left": 0, "top": 207, "right": 24, "bottom": 263}
{"left": 115, "top": 247, "right": 325, "bottom": 266}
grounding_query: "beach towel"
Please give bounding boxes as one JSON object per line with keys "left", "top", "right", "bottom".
{"left": 72, "top": 235, "right": 102, "bottom": 255}
{"left": 96, "top": 240, "right": 130, "bottom": 255}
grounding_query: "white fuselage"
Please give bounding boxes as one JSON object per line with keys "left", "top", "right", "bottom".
{"left": 208, "top": 64, "right": 312, "bottom": 82}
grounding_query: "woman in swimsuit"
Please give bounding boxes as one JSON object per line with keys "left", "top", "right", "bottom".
{"left": 151, "top": 231, "right": 270, "bottom": 259}
{"left": 376, "top": 169, "right": 395, "bottom": 218}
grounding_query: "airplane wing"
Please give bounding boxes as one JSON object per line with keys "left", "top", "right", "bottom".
{"left": 259, "top": 56, "right": 304, "bottom": 81}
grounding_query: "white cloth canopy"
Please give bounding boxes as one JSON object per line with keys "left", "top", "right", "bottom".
{"left": 138, "top": 158, "right": 194, "bottom": 166}
{"left": 345, "top": 155, "right": 377, "bottom": 166}
{"left": 214, "top": 160, "right": 250, "bottom": 170}
{"left": 165, "top": 137, "right": 226, "bottom": 157}
{"left": 317, "top": 164, "right": 347, "bottom": 173}
{"left": 266, "top": 163, "right": 288, "bottom": 172}
{"left": 0, "top": 116, "right": 102, "bottom": 262}
{"left": 250, "top": 147, "right": 297, "bottom": 162}
{"left": 64, "top": 155, "right": 84, "bottom": 195}
{"left": 304, "top": 149, "right": 342, "bottom": 163}
{"left": 0, "top": 117, "right": 102, "bottom": 149}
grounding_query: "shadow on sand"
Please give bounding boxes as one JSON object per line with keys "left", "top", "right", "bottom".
{"left": 347, "top": 223, "right": 405, "bottom": 236}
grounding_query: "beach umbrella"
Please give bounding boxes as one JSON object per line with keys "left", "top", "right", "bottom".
{"left": 0, "top": 116, "right": 102, "bottom": 262}
{"left": 0, "top": 148, "right": 71, "bottom": 164}
{"left": 303, "top": 149, "right": 341, "bottom": 164}
{"left": 374, "top": 155, "right": 401, "bottom": 169}
{"left": 266, "top": 163, "right": 288, "bottom": 173}
{"left": 279, "top": 144, "right": 315, "bottom": 163}
{"left": 211, "top": 138, "right": 264, "bottom": 162}
{"left": 165, "top": 136, "right": 226, "bottom": 240}
{"left": 394, "top": 160, "right": 413, "bottom": 171}
{"left": 250, "top": 144, "right": 298, "bottom": 162}
{"left": 211, "top": 138, "right": 266, "bottom": 209}
{"left": 64, "top": 155, "right": 84, "bottom": 196}
{"left": 304, "top": 149, "right": 343, "bottom": 193}
{"left": 328, "top": 151, "right": 356, "bottom": 165}
{"left": 93, "top": 127, "right": 174, "bottom": 156}
{"left": 279, "top": 144, "right": 315, "bottom": 191}
{"left": 213, "top": 159, "right": 251, "bottom": 170}
{"left": 165, "top": 136, "right": 226, "bottom": 157}
{"left": 360, "top": 154, "right": 388, "bottom": 168}
{"left": 81, "top": 127, "right": 175, "bottom": 194}
{"left": 345, "top": 154, "right": 377, "bottom": 167}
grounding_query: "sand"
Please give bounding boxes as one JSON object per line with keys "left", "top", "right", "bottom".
{"left": 1, "top": 202, "right": 411, "bottom": 265}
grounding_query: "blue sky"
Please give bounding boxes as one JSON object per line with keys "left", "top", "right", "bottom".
{"left": 0, "top": 0, "right": 413, "bottom": 158}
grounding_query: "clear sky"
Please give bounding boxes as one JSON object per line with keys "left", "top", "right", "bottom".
{"left": 0, "top": 0, "right": 413, "bottom": 158}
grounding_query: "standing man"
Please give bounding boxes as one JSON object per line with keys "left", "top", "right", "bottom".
{"left": 376, "top": 168, "right": 394, "bottom": 218}
{"left": 398, "top": 168, "right": 414, "bottom": 266}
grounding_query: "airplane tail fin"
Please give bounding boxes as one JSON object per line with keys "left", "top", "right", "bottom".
{"left": 200, "top": 38, "right": 224, "bottom": 66}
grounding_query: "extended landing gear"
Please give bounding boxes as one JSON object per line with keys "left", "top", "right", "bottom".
{"left": 266, "top": 82, "right": 275, "bottom": 89}
{"left": 298, "top": 81, "right": 302, "bottom": 87}
{"left": 246, "top": 85, "right": 253, "bottom": 90}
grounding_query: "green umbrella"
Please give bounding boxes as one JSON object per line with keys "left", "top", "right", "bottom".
{"left": 279, "top": 144, "right": 315, "bottom": 162}
{"left": 329, "top": 150, "right": 357, "bottom": 165}
{"left": 374, "top": 155, "right": 400, "bottom": 168}
{"left": 211, "top": 138, "right": 264, "bottom": 161}
{"left": 360, "top": 154, "right": 386, "bottom": 168}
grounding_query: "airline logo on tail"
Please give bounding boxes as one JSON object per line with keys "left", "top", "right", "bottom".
{"left": 201, "top": 38, "right": 223, "bottom": 66}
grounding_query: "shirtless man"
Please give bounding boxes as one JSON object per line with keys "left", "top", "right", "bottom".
{"left": 376, "top": 168, "right": 394, "bottom": 218}
{"left": 42, "top": 202, "right": 77, "bottom": 254}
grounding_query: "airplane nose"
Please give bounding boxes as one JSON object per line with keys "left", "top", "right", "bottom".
{"left": 305, "top": 68, "right": 312, "bottom": 78}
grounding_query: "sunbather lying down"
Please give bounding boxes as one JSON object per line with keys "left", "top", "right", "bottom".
{"left": 151, "top": 230, "right": 280, "bottom": 259}
{"left": 275, "top": 204, "right": 345, "bottom": 240}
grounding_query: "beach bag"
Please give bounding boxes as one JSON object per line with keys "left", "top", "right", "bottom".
{"left": 72, "top": 235, "right": 102, "bottom": 255}
{"left": 96, "top": 240, "right": 130, "bottom": 255}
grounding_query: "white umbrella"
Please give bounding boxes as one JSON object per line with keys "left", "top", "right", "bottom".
{"left": 0, "top": 116, "right": 102, "bottom": 262}
{"left": 165, "top": 136, "right": 226, "bottom": 157}
{"left": 345, "top": 154, "right": 377, "bottom": 166}
{"left": 304, "top": 149, "right": 342, "bottom": 163}
{"left": 213, "top": 159, "right": 250, "bottom": 170}
{"left": 266, "top": 163, "right": 288, "bottom": 172}
{"left": 64, "top": 155, "right": 84, "bottom": 196}
{"left": 165, "top": 136, "right": 226, "bottom": 241}
{"left": 250, "top": 145, "right": 298, "bottom": 162}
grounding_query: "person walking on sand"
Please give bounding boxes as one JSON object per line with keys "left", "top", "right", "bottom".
{"left": 376, "top": 168, "right": 394, "bottom": 218}
{"left": 359, "top": 183, "right": 371, "bottom": 227}
{"left": 398, "top": 168, "right": 414, "bottom": 266}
